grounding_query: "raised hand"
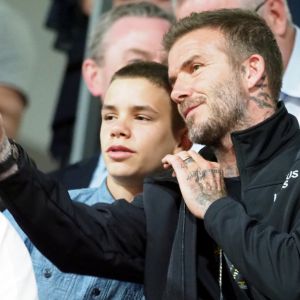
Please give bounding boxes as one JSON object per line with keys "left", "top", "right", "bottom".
{"left": 0, "top": 114, "right": 6, "bottom": 145}
{"left": 0, "top": 114, "right": 18, "bottom": 179}
{"left": 162, "top": 150, "right": 227, "bottom": 219}
{"left": 0, "top": 113, "right": 10, "bottom": 160}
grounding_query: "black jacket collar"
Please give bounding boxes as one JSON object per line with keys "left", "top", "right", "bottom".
{"left": 231, "top": 102, "right": 299, "bottom": 169}
{"left": 200, "top": 102, "right": 299, "bottom": 170}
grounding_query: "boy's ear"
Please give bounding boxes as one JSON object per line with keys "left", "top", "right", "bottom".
{"left": 174, "top": 127, "right": 192, "bottom": 153}
{"left": 82, "top": 58, "right": 104, "bottom": 97}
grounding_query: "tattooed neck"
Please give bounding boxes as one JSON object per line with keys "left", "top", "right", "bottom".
{"left": 251, "top": 74, "right": 276, "bottom": 111}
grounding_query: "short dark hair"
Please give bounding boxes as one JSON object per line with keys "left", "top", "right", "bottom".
{"left": 163, "top": 9, "right": 283, "bottom": 101}
{"left": 111, "top": 61, "right": 185, "bottom": 133}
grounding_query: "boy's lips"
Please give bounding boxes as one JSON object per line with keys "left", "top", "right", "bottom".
{"left": 107, "top": 145, "right": 135, "bottom": 152}
{"left": 106, "top": 145, "right": 136, "bottom": 161}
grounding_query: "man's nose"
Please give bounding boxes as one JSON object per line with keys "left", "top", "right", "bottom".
{"left": 171, "top": 78, "right": 192, "bottom": 104}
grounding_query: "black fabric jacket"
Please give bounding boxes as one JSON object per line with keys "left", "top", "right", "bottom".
{"left": 204, "top": 103, "right": 300, "bottom": 300}
{"left": 1, "top": 103, "right": 300, "bottom": 300}
{"left": 49, "top": 154, "right": 99, "bottom": 189}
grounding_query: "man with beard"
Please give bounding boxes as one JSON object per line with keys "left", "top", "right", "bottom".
{"left": 0, "top": 8, "right": 300, "bottom": 300}
{"left": 174, "top": 0, "right": 300, "bottom": 123}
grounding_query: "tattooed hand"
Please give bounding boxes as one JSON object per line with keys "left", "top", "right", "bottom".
{"left": 0, "top": 114, "right": 19, "bottom": 180}
{"left": 0, "top": 113, "right": 10, "bottom": 162}
{"left": 0, "top": 114, "right": 6, "bottom": 143}
{"left": 162, "top": 150, "right": 227, "bottom": 219}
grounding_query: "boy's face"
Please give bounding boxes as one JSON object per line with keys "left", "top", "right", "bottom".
{"left": 101, "top": 77, "right": 180, "bottom": 180}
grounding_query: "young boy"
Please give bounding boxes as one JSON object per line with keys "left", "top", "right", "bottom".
{"left": 4, "top": 61, "right": 190, "bottom": 299}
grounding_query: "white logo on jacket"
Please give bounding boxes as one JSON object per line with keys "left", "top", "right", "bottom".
{"left": 282, "top": 170, "right": 299, "bottom": 189}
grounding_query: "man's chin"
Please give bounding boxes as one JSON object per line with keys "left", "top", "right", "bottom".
{"left": 190, "top": 129, "right": 220, "bottom": 146}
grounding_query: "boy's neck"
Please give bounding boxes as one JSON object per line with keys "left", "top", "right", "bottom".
{"left": 106, "top": 175, "right": 143, "bottom": 202}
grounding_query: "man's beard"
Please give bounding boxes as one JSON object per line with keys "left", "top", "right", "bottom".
{"left": 187, "top": 77, "right": 247, "bottom": 146}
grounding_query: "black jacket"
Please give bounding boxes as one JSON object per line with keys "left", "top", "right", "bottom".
{"left": 1, "top": 103, "right": 300, "bottom": 300}
{"left": 49, "top": 154, "right": 99, "bottom": 189}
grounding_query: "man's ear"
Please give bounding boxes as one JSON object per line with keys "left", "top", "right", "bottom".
{"left": 262, "top": 0, "right": 288, "bottom": 36}
{"left": 82, "top": 58, "right": 104, "bottom": 97}
{"left": 241, "top": 54, "right": 266, "bottom": 91}
{"left": 174, "top": 127, "right": 192, "bottom": 153}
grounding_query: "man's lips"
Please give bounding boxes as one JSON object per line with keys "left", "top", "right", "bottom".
{"left": 106, "top": 145, "right": 135, "bottom": 160}
{"left": 183, "top": 104, "right": 200, "bottom": 118}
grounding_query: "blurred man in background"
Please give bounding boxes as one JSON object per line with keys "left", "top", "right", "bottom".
{"left": 113, "top": 0, "right": 172, "bottom": 12}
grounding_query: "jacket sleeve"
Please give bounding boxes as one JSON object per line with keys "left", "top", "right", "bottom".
{"left": 204, "top": 196, "right": 300, "bottom": 300}
{"left": 0, "top": 145, "right": 146, "bottom": 283}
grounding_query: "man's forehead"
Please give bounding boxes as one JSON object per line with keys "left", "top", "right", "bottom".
{"left": 175, "top": 0, "right": 245, "bottom": 18}
{"left": 168, "top": 27, "right": 224, "bottom": 56}
{"left": 167, "top": 28, "right": 225, "bottom": 72}
{"left": 176, "top": 0, "right": 243, "bottom": 9}
{"left": 106, "top": 16, "right": 170, "bottom": 39}
{"left": 103, "top": 16, "right": 169, "bottom": 61}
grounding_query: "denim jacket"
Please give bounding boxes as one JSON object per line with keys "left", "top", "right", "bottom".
{"left": 4, "top": 182, "right": 144, "bottom": 300}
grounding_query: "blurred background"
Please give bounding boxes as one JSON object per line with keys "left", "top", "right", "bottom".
{"left": 2, "top": 0, "right": 66, "bottom": 171}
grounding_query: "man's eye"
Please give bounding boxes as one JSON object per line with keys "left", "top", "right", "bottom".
{"left": 192, "top": 64, "right": 201, "bottom": 72}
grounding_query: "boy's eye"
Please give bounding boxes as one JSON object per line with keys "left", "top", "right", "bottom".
{"left": 135, "top": 115, "right": 151, "bottom": 121}
{"left": 103, "top": 114, "right": 116, "bottom": 121}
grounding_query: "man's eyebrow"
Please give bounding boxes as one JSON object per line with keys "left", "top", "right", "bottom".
{"left": 180, "top": 55, "right": 202, "bottom": 70}
{"left": 169, "top": 55, "right": 203, "bottom": 86}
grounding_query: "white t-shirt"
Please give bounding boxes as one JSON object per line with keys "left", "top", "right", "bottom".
{"left": 0, "top": 212, "right": 38, "bottom": 300}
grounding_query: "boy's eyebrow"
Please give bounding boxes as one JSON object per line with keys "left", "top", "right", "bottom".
{"left": 102, "top": 104, "right": 116, "bottom": 111}
{"left": 102, "top": 104, "right": 159, "bottom": 114}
